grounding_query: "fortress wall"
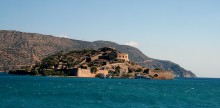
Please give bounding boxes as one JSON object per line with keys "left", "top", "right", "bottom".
{"left": 149, "top": 70, "right": 174, "bottom": 79}
{"left": 97, "top": 70, "right": 108, "bottom": 76}
{"left": 77, "top": 68, "right": 109, "bottom": 77}
{"left": 77, "top": 69, "right": 95, "bottom": 77}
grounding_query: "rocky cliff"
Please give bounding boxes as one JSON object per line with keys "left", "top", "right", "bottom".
{"left": 0, "top": 30, "right": 196, "bottom": 77}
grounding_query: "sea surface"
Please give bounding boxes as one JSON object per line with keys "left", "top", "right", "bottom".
{"left": 0, "top": 72, "right": 220, "bottom": 108}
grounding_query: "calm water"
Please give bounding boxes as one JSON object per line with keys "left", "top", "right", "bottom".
{"left": 0, "top": 72, "right": 220, "bottom": 108}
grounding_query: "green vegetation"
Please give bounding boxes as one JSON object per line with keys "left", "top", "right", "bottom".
{"left": 90, "top": 66, "right": 98, "bottom": 74}
{"left": 31, "top": 70, "right": 39, "bottom": 75}
{"left": 95, "top": 73, "right": 104, "bottom": 78}
{"left": 108, "top": 69, "right": 120, "bottom": 78}
{"left": 115, "top": 66, "right": 121, "bottom": 73}
{"left": 42, "top": 70, "right": 66, "bottom": 76}
{"left": 155, "top": 68, "right": 162, "bottom": 70}
{"left": 108, "top": 70, "right": 114, "bottom": 75}
{"left": 135, "top": 68, "right": 143, "bottom": 72}
{"left": 143, "top": 69, "right": 150, "bottom": 74}
{"left": 121, "top": 73, "right": 132, "bottom": 78}
{"left": 128, "top": 68, "right": 135, "bottom": 73}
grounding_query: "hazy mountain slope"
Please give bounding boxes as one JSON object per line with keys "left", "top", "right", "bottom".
{"left": 0, "top": 30, "right": 196, "bottom": 77}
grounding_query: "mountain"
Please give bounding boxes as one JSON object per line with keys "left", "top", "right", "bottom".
{"left": 0, "top": 30, "right": 196, "bottom": 77}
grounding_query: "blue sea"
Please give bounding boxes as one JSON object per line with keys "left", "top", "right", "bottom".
{"left": 0, "top": 72, "right": 220, "bottom": 108}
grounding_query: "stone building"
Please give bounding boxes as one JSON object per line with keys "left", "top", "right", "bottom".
{"left": 115, "top": 53, "right": 129, "bottom": 61}
{"left": 97, "top": 47, "right": 129, "bottom": 61}
{"left": 107, "top": 51, "right": 129, "bottom": 61}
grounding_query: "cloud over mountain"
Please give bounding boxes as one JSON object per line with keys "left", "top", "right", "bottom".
{"left": 125, "top": 41, "right": 139, "bottom": 47}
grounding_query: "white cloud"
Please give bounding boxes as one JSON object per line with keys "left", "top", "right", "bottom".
{"left": 57, "top": 34, "right": 69, "bottom": 38}
{"left": 125, "top": 41, "right": 139, "bottom": 47}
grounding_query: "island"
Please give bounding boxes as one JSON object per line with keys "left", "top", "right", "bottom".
{"left": 9, "top": 47, "right": 174, "bottom": 79}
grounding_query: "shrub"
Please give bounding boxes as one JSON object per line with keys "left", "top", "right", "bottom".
{"left": 122, "top": 73, "right": 132, "bottom": 78}
{"left": 143, "top": 69, "right": 150, "bottom": 74}
{"left": 128, "top": 68, "right": 135, "bottom": 73}
{"left": 108, "top": 70, "right": 114, "bottom": 75}
{"left": 115, "top": 66, "right": 121, "bottom": 73}
{"left": 95, "top": 73, "right": 104, "bottom": 78}
{"left": 90, "top": 66, "right": 98, "bottom": 74}
{"left": 42, "top": 70, "right": 55, "bottom": 76}
{"left": 155, "top": 68, "right": 162, "bottom": 70}
{"left": 55, "top": 71, "right": 66, "bottom": 76}
{"left": 8, "top": 70, "right": 16, "bottom": 74}
{"left": 31, "top": 70, "right": 39, "bottom": 75}
{"left": 135, "top": 68, "right": 143, "bottom": 72}
{"left": 154, "top": 74, "right": 158, "bottom": 77}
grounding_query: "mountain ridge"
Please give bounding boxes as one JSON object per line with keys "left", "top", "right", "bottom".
{"left": 0, "top": 30, "right": 196, "bottom": 77}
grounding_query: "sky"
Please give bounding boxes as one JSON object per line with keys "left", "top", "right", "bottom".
{"left": 1, "top": 0, "right": 220, "bottom": 78}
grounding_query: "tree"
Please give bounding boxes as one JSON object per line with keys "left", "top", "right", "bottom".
{"left": 90, "top": 66, "right": 98, "bottom": 74}
{"left": 143, "top": 69, "right": 150, "bottom": 74}
{"left": 115, "top": 66, "right": 121, "bottom": 73}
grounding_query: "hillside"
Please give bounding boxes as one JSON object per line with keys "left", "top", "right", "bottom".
{"left": 0, "top": 30, "right": 196, "bottom": 77}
